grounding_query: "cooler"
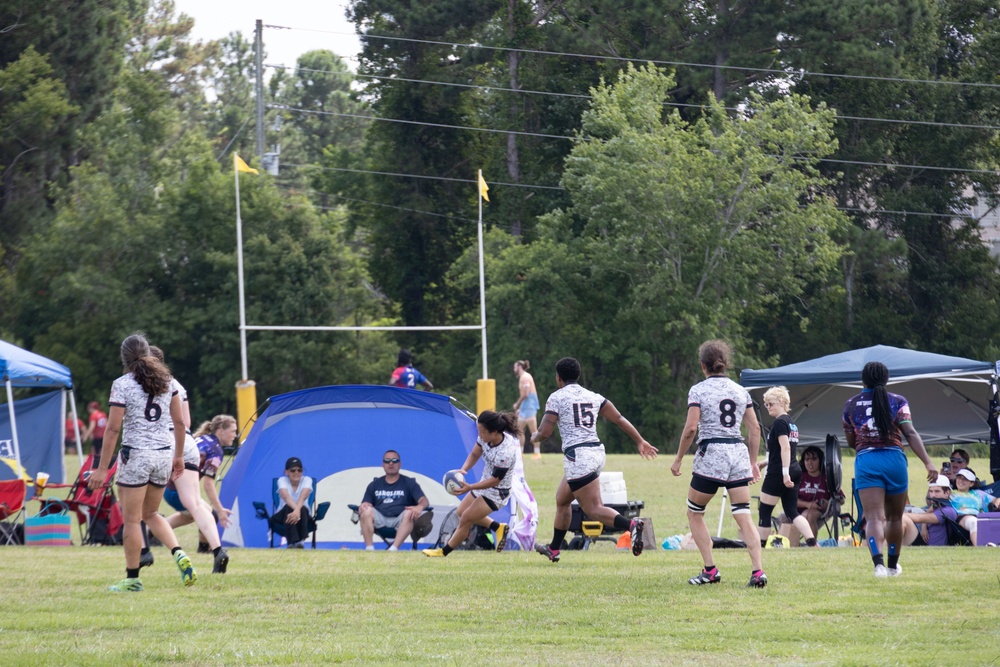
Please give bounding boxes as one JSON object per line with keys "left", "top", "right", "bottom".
{"left": 976, "top": 512, "right": 1000, "bottom": 546}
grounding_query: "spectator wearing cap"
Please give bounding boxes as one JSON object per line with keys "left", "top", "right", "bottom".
{"left": 357, "top": 450, "right": 428, "bottom": 551}
{"left": 83, "top": 401, "right": 108, "bottom": 467}
{"left": 271, "top": 457, "right": 315, "bottom": 548}
{"left": 950, "top": 468, "right": 1000, "bottom": 546}
{"left": 902, "top": 476, "right": 962, "bottom": 546}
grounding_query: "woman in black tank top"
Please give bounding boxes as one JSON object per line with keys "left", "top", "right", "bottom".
{"left": 756, "top": 386, "right": 817, "bottom": 548}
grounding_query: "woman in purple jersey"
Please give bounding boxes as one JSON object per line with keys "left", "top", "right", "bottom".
{"left": 843, "top": 361, "right": 936, "bottom": 578}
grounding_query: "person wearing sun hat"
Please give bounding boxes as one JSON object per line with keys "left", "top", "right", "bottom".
{"left": 950, "top": 468, "right": 1000, "bottom": 545}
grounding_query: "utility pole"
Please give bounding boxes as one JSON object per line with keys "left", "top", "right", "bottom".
{"left": 255, "top": 19, "right": 265, "bottom": 158}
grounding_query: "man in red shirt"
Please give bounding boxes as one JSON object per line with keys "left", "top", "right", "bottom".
{"left": 83, "top": 401, "right": 108, "bottom": 467}
{"left": 64, "top": 412, "right": 85, "bottom": 454}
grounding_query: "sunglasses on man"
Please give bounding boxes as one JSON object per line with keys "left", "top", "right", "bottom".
{"left": 383, "top": 457, "right": 400, "bottom": 464}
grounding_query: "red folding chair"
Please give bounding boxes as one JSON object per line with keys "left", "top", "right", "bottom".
{"left": 0, "top": 479, "right": 28, "bottom": 545}
{"left": 54, "top": 454, "right": 121, "bottom": 545}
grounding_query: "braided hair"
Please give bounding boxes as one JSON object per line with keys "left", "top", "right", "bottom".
{"left": 861, "top": 361, "right": 894, "bottom": 443}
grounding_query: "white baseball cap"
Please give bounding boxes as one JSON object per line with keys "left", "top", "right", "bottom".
{"left": 956, "top": 468, "right": 976, "bottom": 482}
{"left": 930, "top": 475, "right": 951, "bottom": 488}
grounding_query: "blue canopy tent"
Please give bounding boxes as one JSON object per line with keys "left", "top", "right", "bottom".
{"left": 0, "top": 340, "right": 80, "bottom": 485}
{"left": 219, "top": 385, "right": 503, "bottom": 549}
{"left": 740, "top": 345, "right": 997, "bottom": 447}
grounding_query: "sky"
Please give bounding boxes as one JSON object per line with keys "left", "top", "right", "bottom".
{"left": 171, "top": 0, "right": 362, "bottom": 70}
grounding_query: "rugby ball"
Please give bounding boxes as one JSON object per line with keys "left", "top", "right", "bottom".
{"left": 443, "top": 469, "right": 466, "bottom": 495}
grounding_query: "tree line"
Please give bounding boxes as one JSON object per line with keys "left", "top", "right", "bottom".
{"left": 2, "top": 0, "right": 999, "bottom": 449}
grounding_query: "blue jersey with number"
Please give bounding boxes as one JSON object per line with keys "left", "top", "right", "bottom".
{"left": 687, "top": 376, "right": 752, "bottom": 442}
{"left": 391, "top": 365, "right": 428, "bottom": 389}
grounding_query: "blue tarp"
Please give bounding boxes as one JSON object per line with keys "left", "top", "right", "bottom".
{"left": 220, "top": 385, "right": 493, "bottom": 549}
{"left": 740, "top": 345, "right": 997, "bottom": 447}
{"left": 0, "top": 391, "right": 65, "bottom": 485}
{"left": 0, "top": 340, "right": 73, "bottom": 389}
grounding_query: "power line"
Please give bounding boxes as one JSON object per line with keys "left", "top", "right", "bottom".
{"left": 264, "top": 24, "right": 1000, "bottom": 91}
{"left": 267, "top": 63, "right": 1000, "bottom": 133}
{"left": 281, "top": 162, "right": 565, "bottom": 191}
{"left": 280, "top": 163, "right": 986, "bottom": 220}
{"left": 275, "top": 105, "right": 1000, "bottom": 176}
{"left": 270, "top": 104, "right": 572, "bottom": 140}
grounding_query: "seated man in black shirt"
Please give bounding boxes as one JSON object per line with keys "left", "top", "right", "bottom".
{"left": 358, "top": 450, "right": 429, "bottom": 551}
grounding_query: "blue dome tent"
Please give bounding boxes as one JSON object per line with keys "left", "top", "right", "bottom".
{"left": 219, "top": 385, "right": 504, "bottom": 549}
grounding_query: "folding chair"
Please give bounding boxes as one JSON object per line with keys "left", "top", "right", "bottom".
{"left": 347, "top": 504, "right": 434, "bottom": 549}
{"left": 0, "top": 479, "right": 28, "bottom": 545}
{"left": 254, "top": 477, "right": 330, "bottom": 548}
{"left": 818, "top": 434, "right": 851, "bottom": 540}
{"left": 49, "top": 454, "right": 122, "bottom": 545}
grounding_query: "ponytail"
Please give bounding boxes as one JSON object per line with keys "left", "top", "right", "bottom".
{"left": 120, "top": 333, "right": 171, "bottom": 396}
{"left": 862, "top": 362, "right": 895, "bottom": 443}
{"left": 477, "top": 410, "right": 522, "bottom": 438}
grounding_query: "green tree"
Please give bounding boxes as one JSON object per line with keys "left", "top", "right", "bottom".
{"left": 458, "top": 65, "right": 847, "bottom": 446}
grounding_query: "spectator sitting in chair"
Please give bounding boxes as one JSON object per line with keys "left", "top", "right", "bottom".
{"left": 950, "top": 468, "right": 1000, "bottom": 546}
{"left": 902, "top": 475, "right": 963, "bottom": 546}
{"left": 358, "top": 450, "right": 429, "bottom": 551}
{"left": 777, "top": 446, "right": 841, "bottom": 545}
{"left": 272, "top": 457, "right": 315, "bottom": 548}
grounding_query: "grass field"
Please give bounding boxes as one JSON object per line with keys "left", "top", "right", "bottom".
{"left": 2, "top": 453, "right": 998, "bottom": 666}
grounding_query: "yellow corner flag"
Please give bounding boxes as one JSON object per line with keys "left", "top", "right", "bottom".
{"left": 234, "top": 153, "right": 259, "bottom": 175}
{"left": 478, "top": 171, "right": 489, "bottom": 202}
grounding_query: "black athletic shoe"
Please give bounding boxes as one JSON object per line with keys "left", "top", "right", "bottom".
{"left": 747, "top": 571, "right": 768, "bottom": 588}
{"left": 534, "top": 544, "right": 560, "bottom": 563}
{"left": 212, "top": 548, "right": 229, "bottom": 574}
{"left": 688, "top": 568, "right": 722, "bottom": 585}
{"left": 138, "top": 551, "right": 154, "bottom": 569}
{"left": 197, "top": 541, "right": 211, "bottom": 554}
{"left": 629, "top": 518, "right": 644, "bottom": 556}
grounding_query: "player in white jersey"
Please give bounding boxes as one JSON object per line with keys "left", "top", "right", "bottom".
{"left": 150, "top": 346, "right": 229, "bottom": 574}
{"left": 531, "top": 357, "right": 658, "bottom": 563}
{"left": 88, "top": 332, "right": 196, "bottom": 592}
{"left": 423, "top": 410, "right": 521, "bottom": 557}
{"left": 670, "top": 339, "right": 766, "bottom": 588}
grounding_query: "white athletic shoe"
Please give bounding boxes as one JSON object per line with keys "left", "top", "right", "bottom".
{"left": 887, "top": 564, "right": 902, "bottom": 577}
{"left": 387, "top": 545, "right": 398, "bottom": 552}
{"left": 874, "top": 564, "right": 888, "bottom": 578}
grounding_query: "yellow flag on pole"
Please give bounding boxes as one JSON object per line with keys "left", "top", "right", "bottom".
{"left": 234, "top": 153, "right": 259, "bottom": 175}
{"left": 478, "top": 171, "right": 489, "bottom": 202}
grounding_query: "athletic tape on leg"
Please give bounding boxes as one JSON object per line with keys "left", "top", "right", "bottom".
{"left": 687, "top": 500, "right": 707, "bottom": 514}
{"left": 730, "top": 502, "right": 751, "bottom": 516}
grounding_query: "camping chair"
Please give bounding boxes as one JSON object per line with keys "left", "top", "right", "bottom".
{"left": 253, "top": 477, "right": 331, "bottom": 548}
{"left": 0, "top": 479, "right": 28, "bottom": 545}
{"left": 433, "top": 506, "right": 495, "bottom": 551}
{"left": 49, "top": 454, "right": 122, "bottom": 545}
{"left": 347, "top": 504, "right": 434, "bottom": 550}
{"left": 818, "top": 434, "right": 851, "bottom": 540}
